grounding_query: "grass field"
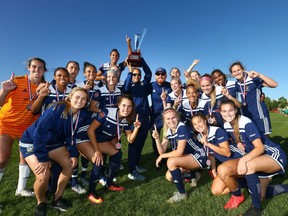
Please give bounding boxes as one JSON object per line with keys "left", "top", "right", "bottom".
{"left": 1, "top": 112, "right": 288, "bottom": 216}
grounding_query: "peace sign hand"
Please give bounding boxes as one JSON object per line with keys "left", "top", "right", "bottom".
{"left": 133, "top": 114, "right": 141, "bottom": 129}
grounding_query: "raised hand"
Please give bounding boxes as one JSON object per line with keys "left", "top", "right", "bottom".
{"left": 160, "top": 88, "right": 167, "bottom": 101}
{"left": 1, "top": 72, "right": 17, "bottom": 91}
{"left": 151, "top": 124, "right": 160, "bottom": 139}
{"left": 133, "top": 114, "right": 141, "bottom": 129}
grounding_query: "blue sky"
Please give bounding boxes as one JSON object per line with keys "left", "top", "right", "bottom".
{"left": 0, "top": 0, "right": 287, "bottom": 100}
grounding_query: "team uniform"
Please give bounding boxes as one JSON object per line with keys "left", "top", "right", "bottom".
{"left": 235, "top": 74, "right": 271, "bottom": 135}
{"left": 178, "top": 100, "right": 202, "bottom": 128}
{"left": 93, "top": 85, "right": 122, "bottom": 109}
{"left": 149, "top": 81, "right": 172, "bottom": 156}
{"left": 199, "top": 86, "right": 226, "bottom": 128}
{"left": 196, "top": 126, "right": 245, "bottom": 164}
{"left": 76, "top": 80, "right": 99, "bottom": 106}
{"left": 0, "top": 75, "right": 40, "bottom": 138}
{"left": 123, "top": 57, "right": 152, "bottom": 176}
{"left": 19, "top": 103, "right": 87, "bottom": 161}
{"left": 223, "top": 115, "right": 287, "bottom": 178}
{"left": 166, "top": 89, "right": 188, "bottom": 110}
{"left": 225, "top": 80, "right": 237, "bottom": 98}
{"left": 41, "top": 82, "right": 72, "bottom": 114}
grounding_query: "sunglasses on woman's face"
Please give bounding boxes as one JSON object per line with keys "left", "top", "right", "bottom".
{"left": 132, "top": 73, "right": 141, "bottom": 77}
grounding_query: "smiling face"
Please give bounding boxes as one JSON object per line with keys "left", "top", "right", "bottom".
{"left": 69, "top": 89, "right": 88, "bottom": 111}
{"left": 190, "top": 71, "right": 200, "bottom": 81}
{"left": 163, "top": 109, "right": 179, "bottom": 131}
{"left": 230, "top": 64, "right": 244, "bottom": 81}
{"left": 170, "top": 68, "right": 180, "bottom": 78}
{"left": 200, "top": 79, "right": 213, "bottom": 95}
{"left": 110, "top": 50, "right": 120, "bottom": 65}
{"left": 106, "top": 71, "right": 118, "bottom": 86}
{"left": 192, "top": 115, "right": 208, "bottom": 134}
{"left": 84, "top": 65, "right": 96, "bottom": 81}
{"left": 220, "top": 103, "right": 237, "bottom": 123}
{"left": 186, "top": 86, "right": 199, "bottom": 104}
{"left": 28, "top": 60, "right": 46, "bottom": 82}
{"left": 170, "top": 79, "right": 182, "bottom": 93}
{"left": 212, "top": 71, "right": 226, "bottom": 86}
{"left": 54, "top": 69, "right": 69, "bottom": 87}
{"left": 132, "top": 68, "right": 141, "bottom": 83}
{"left": 155, "top": 72, "right": 167, "bottom": 85}
{"left": 118, "top": 98, "right": 133, "bottom": 117}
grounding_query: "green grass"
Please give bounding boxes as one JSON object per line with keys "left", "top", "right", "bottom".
{"left": 1, "top": 112, "right": 288, "bottom": 215}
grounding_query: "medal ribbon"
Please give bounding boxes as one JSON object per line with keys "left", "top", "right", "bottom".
{"left": 239, "top": 74, "right": 247, "bottom": 104}
{"left": 70, "top": 109, "right": 80, "bottom": 146}
{"left": 27, "top": 75, "right": 37, "bottom": 101}
{"left": 55, "top": 85, "right": 66, "bottom": 101}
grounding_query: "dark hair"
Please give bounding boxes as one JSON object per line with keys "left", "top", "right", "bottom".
{"left": 229, "top": 61, "right": 244, "bottom": 74}
{"left": 220, "top": 100, "right": 241, "bottom": 143}
{"left": 117, "top": 94, "right": 136, "bottom": 124}
{"left": 66, "top": 61, "right": 80, "bottom": 70}
{"left": 191, "top": 113, "right": 208, "bottom": 135}
{"left": 83, "top": 61, "right": 97, "bottom": 72}
{"left": 211, "top": 69, "right": 227, "bottom": 83}
{"left": 27, "top": 57, "right": 48, "bottom": 72}
{"left": 53, "top": 67, "right": 69, "bottom": 76}
{"left": 110, "top": 49, "right": 120, "bottom": 58}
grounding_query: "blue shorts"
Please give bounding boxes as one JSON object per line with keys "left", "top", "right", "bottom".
{"left": 19, "top": 141, "right": 65, "bottom": 159}
{"left": 190, "top": 152, "right": 207, "bottom": 169}
{"left": 258, "top": 145, "right": 287, "bottom": 178}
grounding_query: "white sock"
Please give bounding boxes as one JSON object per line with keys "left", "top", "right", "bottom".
{"left": 16, "top": 164, "right": 30, "bottom": 192}
{"left": 0, "top": 168, "right": 4, "bottom": 182}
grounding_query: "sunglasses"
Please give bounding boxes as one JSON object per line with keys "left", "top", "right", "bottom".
{"left": 155, "top": 72, "right": 166, "bottom": 76}
{"left": 132, "top": 73, "right": 141, "bottom": 77}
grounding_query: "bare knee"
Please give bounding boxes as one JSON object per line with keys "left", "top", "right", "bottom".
{"left": 166, "top": 158, "right": 177, "bottom": 170}
{"left": 217, "top": 164, "right": 233, "bottom": 180}
{"left": 165, "top": 170, "right": 173, "bottom": 182}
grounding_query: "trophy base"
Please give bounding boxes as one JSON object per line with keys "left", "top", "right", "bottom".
{"left": 127, "top": 51, "right": 142, "bottom": 67}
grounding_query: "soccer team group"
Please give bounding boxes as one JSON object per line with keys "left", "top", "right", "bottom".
{"left": 0, "top": 37, "right": 287, "bottom": 216}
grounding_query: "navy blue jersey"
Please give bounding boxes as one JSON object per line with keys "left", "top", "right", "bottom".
{"left": 178, "top": 100, "right": 202, "bottom": 125}
{"left": 76, "top": 80, "right": 100, "bottom": 104}
{"left": 92, "top": 108, "right": 132, "bottom": 143}
{"left": 98, "top": 62, "right": 125, "bottom": 77}
{"left": 149, "top": 81, "right": 172, "bottom": 116}
{"left": 166, "top": 89, "right": 188, "bottom": 109}
{"left": 20, "top": 103, "right": 87, "bottom": 162}
{"left": 123, "top": 58, "right": 152, "bottom": 117}
{"left": 197, "top": 126, "right": 244, "bottom": 163}
{"left": 225, "top": 80, "right": 237, "bottom": 98}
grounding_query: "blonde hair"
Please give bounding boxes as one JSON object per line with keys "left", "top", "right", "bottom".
{"left": 162, "top": 107, "right": 180, "bottom": 138}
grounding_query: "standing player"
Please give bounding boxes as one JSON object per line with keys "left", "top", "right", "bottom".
{"left": 0, "top": 57, "right": 48, "bottom": 205}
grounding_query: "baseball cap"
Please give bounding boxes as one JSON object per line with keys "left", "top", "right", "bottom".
{"left": 155, "top": 67, "right": 166, "bottom": 75}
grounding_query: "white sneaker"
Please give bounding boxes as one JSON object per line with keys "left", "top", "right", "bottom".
{"left": 15, "top": 189, "right": 35, "bottom": 197}
{"left": 80, "top": 177, "right": 89, "bottom": 187}
{"left": 136, "top": 166, "right": 146, "bottom": 173}
{"left": 128, "top": 171, "right": 145, "bottom": 181}
{"left": 99, "top": 177, "right": 107, "bottom": 186}
{"left": 167, "top": 192, "right": 187, "bottom": 203}
{"left": 190, "top": 172, "right": 201, "bottom": 187}
{"left": 71, "top": 184, "right": 87, "bottom": 194}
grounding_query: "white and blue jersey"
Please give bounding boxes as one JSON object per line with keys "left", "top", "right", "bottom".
{"left": 41, "top": 83, "right": 72, "bottom": 114}
{"left": 166, "top": 122, "right": 207, "bottom": 168}
{"left": 76, "top": 80, "right": 100, "bottom": 105}
{"left": 93, "top": 86, "right": 122, "bottom": 109}
{"left": 225, "top": 80, "right": 237, "bottom": 98}
{"left": 235, "top": 75, "right": 271, "bottom": 134}
{"left": 98, "top": 62, "right": 125, "bottom": 77}
{"left": 179, "top": 100, "right": 202, "bottom": 125}
{"left": 199, "top": 86, "right": 226, "bottom": 127}
{"left": 197, "top": 126, "right": 245, "bottom": 163}
{"left": 224, "top": 115, "right": 286, "bottom": 177}
{"left": 166, "top": 89, "right": 188, "bottom": 109}
{"left": 20, "top": 103, "right": 88, "bottom": 162}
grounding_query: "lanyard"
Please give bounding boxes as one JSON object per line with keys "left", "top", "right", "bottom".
{"left": 27, "top": 75, "right": 37, "bottom": 101}
{"left": 116, "top": 111, "right": 124, "bottom": 141}
{"left": 239, "top": 74, "right": 247, "bottom": 104}
{"left": 70, "top": 109, "right": 80, "bottom": 146}
{"left": 108, "top": 86, "right": 115, "bottom": 107}
{"left": 55, "top": 85, "right": 66, "bottom": 101}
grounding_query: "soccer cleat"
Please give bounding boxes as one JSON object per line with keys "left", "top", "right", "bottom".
{"left": 128, "top": 170, "right": 145, "bottom": 181}
{"left": 51, "top": 197, "right": 70, "bottom": 212}
{"left": 71, "top": 184, "right": 87, "bottom": 194}
{"left": 34, "top": 202, "right": 46, "bottom": 216}
{"left": 241, "top": 206, "right": 262, "bottom": 216}
{"left": 224, "top": 194, "right": 245, "bottom": 209}
{"left": 15, "top": 189, "right": 35, "bottom": 197}
{"left": 167, "top": 192, "right": 187, "bottom": 203}
{"left": 107, "top": 184, "right": 125, "bottom": 191}
{"left": 136, "top": 166, "right": 147, "bottom": 173}
{"left": 80, "top": 177, "right": 89, "bottom": 187}
{"left": 88, "top": 194, "right": 104, "bottom": 204}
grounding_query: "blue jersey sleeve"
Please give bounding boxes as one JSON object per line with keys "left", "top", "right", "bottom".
{"left": 177, "top": 124, "right": 189, "bottom": 140}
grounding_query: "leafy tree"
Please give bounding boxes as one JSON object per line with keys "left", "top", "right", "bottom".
{"left": 278, "top": 96, "right": 287, "bottom": 109}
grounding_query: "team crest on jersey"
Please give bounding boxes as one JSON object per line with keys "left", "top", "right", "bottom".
{"left": 27, "top": 146, "right": 34, "bottom": 153}
{"left": 94, "top": 92, "right": 99, "bottom": 97}
{"left": 99, "top": 111, "right": 106, "bottom": 118}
